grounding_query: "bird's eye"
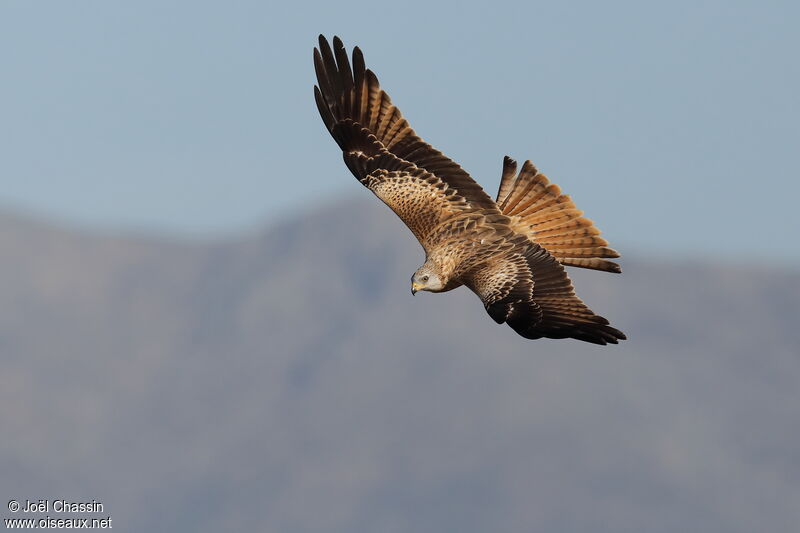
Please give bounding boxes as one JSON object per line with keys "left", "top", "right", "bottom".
{"left": 421, "top": 275, "right": 429, "bottom": 282}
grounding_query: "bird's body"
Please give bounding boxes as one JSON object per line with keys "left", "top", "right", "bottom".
{"left": 314, "top": 36, "right": 626, "bottom": 344}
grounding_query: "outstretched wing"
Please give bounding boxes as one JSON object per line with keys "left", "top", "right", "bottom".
{"left": 314, "top": 35, "right": 501, "bottom": 246}
{"left": 496, "top": 156, "right": 621, "bottom": 273}
{"left": 464, "top": 236, "right": 626, "bottom": 345}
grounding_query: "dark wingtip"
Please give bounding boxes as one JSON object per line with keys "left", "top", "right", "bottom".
{"left": 352, "top": 46, "right": 365, "bottom": 80}
{"left": 600, "top": 325, "right": 627, "bottom": 343}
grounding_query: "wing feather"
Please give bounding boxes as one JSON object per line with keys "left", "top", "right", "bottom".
{"left": 314, "top": 35, "right": 501, "bottom": 242}
{"left": 463, "top": 237, "right": 626, "bottom": 345}
{"left": 313, "top": 37, "right": 625, "bottom": 344}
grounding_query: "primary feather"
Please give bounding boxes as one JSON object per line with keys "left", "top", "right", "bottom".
{"left": 314, "top": 35, "right": 625, "bottom": 345}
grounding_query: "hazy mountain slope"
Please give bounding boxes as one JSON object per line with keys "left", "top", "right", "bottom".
{"left": 1, "top": 198, "right": 798, "bottom": 533}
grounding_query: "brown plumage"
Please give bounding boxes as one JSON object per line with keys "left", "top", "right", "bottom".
{"left": 497, "top": 157, "right": 621, "bottom": 273}
{"left": 313, "top": 36, "right": 625, "bottom": 345}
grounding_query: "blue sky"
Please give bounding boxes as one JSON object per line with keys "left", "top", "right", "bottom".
{"left": 1, "top": 1, "right": 797, "bottom": 263}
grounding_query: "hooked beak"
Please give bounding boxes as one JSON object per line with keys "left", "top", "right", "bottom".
{"left": 411, "top": 281, "right": 423, "bottom": 295}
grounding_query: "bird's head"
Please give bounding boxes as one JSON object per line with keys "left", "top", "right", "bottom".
{"left": 411, "top": 264, "right": 444, "bottom": 295}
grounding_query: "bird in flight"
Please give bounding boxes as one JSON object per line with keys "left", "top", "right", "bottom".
{"left": 313, "top": 36, "right": 625, "bottom": 345}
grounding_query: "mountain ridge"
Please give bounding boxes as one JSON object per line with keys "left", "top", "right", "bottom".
{"left": 1, "top": 196, "right": 798, "bottom": 533}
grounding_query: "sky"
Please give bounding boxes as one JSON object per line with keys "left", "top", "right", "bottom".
{"left": 1, "top": 0, "right": 798, "bottom": 264}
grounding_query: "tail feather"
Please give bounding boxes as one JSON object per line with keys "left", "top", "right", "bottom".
{"left": 496, "top": 156, "right": 621, "bottom": 273}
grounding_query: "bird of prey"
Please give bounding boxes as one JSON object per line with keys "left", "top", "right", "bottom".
{"left": 313, "top": 36, "right": 625, "bottom": 344}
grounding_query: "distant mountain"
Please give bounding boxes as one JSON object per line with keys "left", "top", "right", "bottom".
{"left": 1, "top": 198, "right": 798, "bottom": 533}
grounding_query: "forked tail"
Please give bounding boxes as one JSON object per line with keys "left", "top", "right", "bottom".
{"left": 496, "top": 156, "right": 621, "bottom": 273}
